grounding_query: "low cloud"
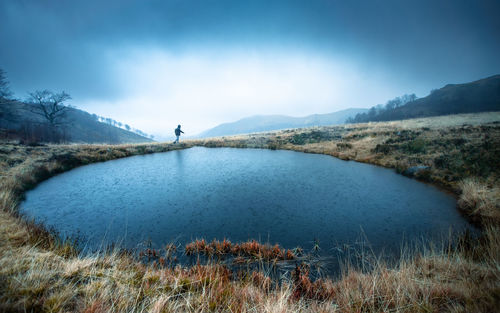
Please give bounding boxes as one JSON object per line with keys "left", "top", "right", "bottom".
{"left": 79, "top": 48, "right": 403, "bottom": 136}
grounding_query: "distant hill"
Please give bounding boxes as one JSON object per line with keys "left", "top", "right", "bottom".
{"left": 198, "top": 108, "right": 368, "bottom": 138}
{"left": 63, "top": 107, "right": 154, "bottom": 143}
{"left": 350, "top": 75, "right": 500, "bottom": 123}
{"left": 0, "top": 101, "right": 153, "bottom": 144}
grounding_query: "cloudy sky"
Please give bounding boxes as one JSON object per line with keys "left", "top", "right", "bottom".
{"left": 1, "top": 0, "right": 499, "bottom": 138}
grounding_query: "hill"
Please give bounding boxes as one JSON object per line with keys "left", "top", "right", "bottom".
{"left": 0, "top": 101, "right": 153, "bottom": 144}
{"left": 350, "top": 75, "right": 500, "bottom": 122}
{"left": 198, "top": 108, "right": 368, "bottom": 138}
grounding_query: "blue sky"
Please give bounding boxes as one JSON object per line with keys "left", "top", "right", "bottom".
{"left": 1, "top": 0, "right": 499, "bottom": 136}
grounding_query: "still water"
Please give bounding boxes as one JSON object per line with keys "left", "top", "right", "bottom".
{"left": 22, "top": 147, "right": 473, "bottom": 270}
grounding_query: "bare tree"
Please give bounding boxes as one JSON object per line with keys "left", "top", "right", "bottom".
{"left": 27, "top": 90, "right": 71, "bottom": 126}
{"left": 0, "top": 69, "right": 15, "bottom": 121}
{"left": 0, "top": 69, "right": 12, "bottom": 99}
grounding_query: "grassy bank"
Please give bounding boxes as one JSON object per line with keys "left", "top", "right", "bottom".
{"left": 1, "top": 112, "right": 499, "bottom": 312}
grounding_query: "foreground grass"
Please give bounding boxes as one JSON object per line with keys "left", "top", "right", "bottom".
{"left": 1, "top": 112, "right": 499, "bottom": 312}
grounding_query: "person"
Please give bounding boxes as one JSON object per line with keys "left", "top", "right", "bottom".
{"left": 173, "top": 124, "right": 184, "bottom": 143}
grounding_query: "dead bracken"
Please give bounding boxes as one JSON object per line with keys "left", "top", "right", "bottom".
{"left": 184, "top": 238, "right": 295, "bottom": 260}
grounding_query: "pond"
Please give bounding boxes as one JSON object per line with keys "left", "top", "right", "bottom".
{"left": 21, "top": 147, "right": 474, "bottom": 274}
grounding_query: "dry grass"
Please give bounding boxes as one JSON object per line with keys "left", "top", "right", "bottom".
{"left": 184, "top": 239, "right": 295, "bottom": 261}
{"left": 458, "top": 179, "right": 500, "bottom": 222}
{"left": 0, "top": 112, "right": 499, "bottom": 312}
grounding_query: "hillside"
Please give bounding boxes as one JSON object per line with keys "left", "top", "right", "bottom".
{"left": 198, "top": 108, "right": 368, "bottom": 138}
{"left": 352, "top": 74, "right": 500, "bottom": 122}
{"left": 0, "top": 101, "right": 153, "bottom": 144}
{"left": 62, "top": 107, "right": 154, "bottom": 143}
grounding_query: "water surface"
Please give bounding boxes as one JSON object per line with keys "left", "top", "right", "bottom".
{"left": 22, "top": 147, "right": 473, "bottom": 271}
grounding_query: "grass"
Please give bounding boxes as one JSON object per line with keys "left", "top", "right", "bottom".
{"left": 0, "top": 111, "right": 499, "bottom": 312}
{"left": 184, "top": 239, "right": 295, "bottom": 261}
{"left": 458, "top": 178, "right": 500, "bottom": 223}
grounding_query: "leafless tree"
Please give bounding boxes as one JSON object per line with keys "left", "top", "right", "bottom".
{"left": 27, "top": 90, "right": 71, "bottom": 126}
{"left": 0, "top": 69, "right": 12, "bottom": 99}
{"left": 0, "top": 69, "right": 15, "bottom": 121}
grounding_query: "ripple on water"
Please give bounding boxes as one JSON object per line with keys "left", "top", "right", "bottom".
{"left": 21, "top": 147, "right": 475, "bottom": 273}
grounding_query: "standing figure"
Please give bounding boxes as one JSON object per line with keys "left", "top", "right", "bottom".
{"left": 173, "top": 124, "right": 184, "bottom": 143}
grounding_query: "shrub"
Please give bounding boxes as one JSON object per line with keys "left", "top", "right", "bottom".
{"left": 336, "top": 142, "right": 352, "bottom": 150}
{"left": 373, "top": 144, "right": 392, "bottom": 154}
{"left": 290, "top": 134, "right": 306, "bottom": 145}
{"left": 402, "top": 138, "right": 426, "bottom": 154}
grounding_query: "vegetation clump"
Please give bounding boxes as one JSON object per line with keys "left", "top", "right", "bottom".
{"left": 185, "top": 239, "right": 295, "bottom": 261}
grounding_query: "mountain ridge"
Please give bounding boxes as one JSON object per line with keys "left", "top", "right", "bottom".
{"left": 197, "top": 108, "right": 368, "bottom": 138}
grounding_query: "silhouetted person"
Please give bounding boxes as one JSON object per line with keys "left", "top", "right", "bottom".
{"left": 173, "top": 124, "right": 184, "bottom": 143}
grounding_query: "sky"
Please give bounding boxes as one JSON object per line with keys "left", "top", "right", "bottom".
{"left": 1, "top": 0, "right": 500, "bottom": 138}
